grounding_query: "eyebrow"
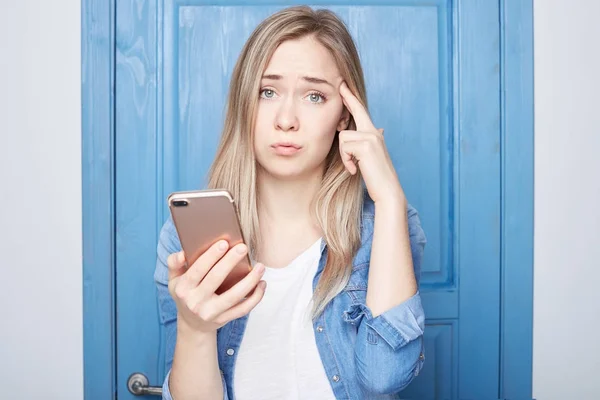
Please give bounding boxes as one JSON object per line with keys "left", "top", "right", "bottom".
{"left": 262, "top": 74, "right": 333, "bottom": 88}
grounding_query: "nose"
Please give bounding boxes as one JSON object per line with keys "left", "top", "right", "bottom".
{"left": 275, "top": 97, "right": 299, "bottom": 132}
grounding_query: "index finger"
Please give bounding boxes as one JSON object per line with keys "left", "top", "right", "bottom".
{"left": 339, "top": 81, "right": 376, "bottom": 132}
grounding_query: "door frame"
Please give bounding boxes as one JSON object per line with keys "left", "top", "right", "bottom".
{"left": 81, "top": 1, "right": 534, "bottom": 398}
{"left": 82, "top": 0, "right": 116, "bottom": 398}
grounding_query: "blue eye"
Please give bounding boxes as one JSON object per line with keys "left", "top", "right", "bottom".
{"left": 260, "top": 89, "right": 276, "bottom": 99}
{"left": 307, "top": 92, "right": 326, "bottom": 104}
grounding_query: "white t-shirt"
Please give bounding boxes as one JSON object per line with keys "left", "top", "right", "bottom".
{"left": 234, "top": 238, "right": 336, "bottom": 400}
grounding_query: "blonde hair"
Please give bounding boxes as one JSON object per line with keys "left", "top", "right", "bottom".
{"left": 207, "top": 6, "right": 368, "bottom": 318}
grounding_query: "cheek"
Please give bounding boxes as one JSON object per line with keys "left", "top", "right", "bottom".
{"left": 254, "top": 104, "right": 267, "bottom": 132}
{"left": 253, "top": 104, "right": 271, "bottom": 148}
{"left": 318, "top": 97, "right": 344, "bottom": 129}
{"left": 303, "top": 105, "right": 342, "bottom": 141}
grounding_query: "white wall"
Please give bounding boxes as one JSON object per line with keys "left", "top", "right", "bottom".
{"left": 0, "top": 1, "right": 83, "bottom": 400}
{"left": 533, "top": 0, "right": 600, "bottom": 399}
{"left": 1, "top": 0, "right": 598, "bottom": 399}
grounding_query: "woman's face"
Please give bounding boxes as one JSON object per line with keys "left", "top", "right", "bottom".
{"left": 253, "top": 35, "right": 349, "bottom": 180}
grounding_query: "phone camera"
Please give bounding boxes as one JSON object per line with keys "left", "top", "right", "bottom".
{"left": 172, "top": 200, "right": 188, "bottom": 207}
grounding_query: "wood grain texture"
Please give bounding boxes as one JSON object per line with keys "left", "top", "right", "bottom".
{"left": 115, "top": 0, "right": 161, "bottom": 396}
{"left": 456, "top": 0, "right": 502, "bottom": 397}
{"left": 82, "top": 0, "right": 116, "bottom": 398}
{"left": 401, "top": 321, "right": 457, "bottom": 399}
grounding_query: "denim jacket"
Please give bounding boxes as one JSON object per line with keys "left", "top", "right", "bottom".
{"left": 154, "top": 191, "right": 427, "bottom": 399}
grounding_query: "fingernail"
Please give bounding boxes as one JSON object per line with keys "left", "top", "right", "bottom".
{"left": 236, "top": 244, "right": 247, "bottom": 254}
{"left": 177, "top": 252, "right": 185, "bottom": 263}
{"left": 219, "top": 241, "right": 228, "bottom": 251}
{"left": 259, "top": 281, "right": 267, "bottom": 290}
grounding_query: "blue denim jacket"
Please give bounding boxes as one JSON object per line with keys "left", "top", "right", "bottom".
{"left": 154, "top": 191, "right": 427, "bottom": 399}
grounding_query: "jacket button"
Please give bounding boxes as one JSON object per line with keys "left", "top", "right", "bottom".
{"left": 226, "top": 348, "right": 235, "bottom": 356}
{"left": 332, "top": 375, "right": 340, "bottom": 382}
{"left": 419, "top": 353, "right": 425, "bottom": 360}
{"left": 316, "top": 326, "right": 324, "bottom": 332}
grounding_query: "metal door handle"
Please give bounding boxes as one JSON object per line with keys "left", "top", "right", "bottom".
{"left": 127, "top": 373, "right": 162, "bottom": 396}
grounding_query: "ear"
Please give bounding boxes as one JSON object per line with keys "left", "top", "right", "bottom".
{"left": 336, "top": 106, "right": 351, "bottom": 132}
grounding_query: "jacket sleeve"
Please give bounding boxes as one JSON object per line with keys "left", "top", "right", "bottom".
{"left": 154, "top": 217, "right": 229, "bottom": 400}
{"left": 346, "top": 205, "right": 427, "bottom": 395}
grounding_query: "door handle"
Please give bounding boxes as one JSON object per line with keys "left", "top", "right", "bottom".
{"left": 127, "top": 373, "right": 162, "bottom": 396}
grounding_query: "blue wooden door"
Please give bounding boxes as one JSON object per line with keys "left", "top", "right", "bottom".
{"left": 115, "top": 1, "right": 501, "bottom": 399}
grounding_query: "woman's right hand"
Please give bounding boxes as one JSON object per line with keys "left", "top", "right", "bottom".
{"left": 167, "top": 240, "right": 267, "bottom": 334}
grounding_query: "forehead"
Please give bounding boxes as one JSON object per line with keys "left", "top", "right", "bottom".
{"left": 264, "top": 36, "right": 341, "bottom": 80}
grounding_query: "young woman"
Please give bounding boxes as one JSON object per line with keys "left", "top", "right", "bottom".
{"left": 154, "top": 6, "right": 426, "bottom": 400}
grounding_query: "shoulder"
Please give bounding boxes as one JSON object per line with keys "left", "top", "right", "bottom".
{"left": 158, "top": 214, "right": 182, "bottom": 252}
{"left": 155, "top": 215, "right": 182, "bottom": 284}
{"left": 156, "top": 215, "right": 181, "bottom": 280}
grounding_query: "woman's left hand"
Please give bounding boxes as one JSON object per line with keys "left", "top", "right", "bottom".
{"left": 338, "top": 81, "right": 406, "bottom": 207}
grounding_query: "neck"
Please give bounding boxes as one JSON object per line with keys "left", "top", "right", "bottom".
{"left": 256, "top": 167, "right": 323, "bottom": 233}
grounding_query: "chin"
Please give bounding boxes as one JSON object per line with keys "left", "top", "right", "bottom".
{"left": 266, "top": 166, "right": 307, "bottom": 180}
{"left": 260, "top": 159, "right": 319, "bottom": 180}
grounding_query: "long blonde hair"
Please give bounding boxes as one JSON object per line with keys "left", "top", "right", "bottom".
{"left": 207, "top": 6, "right": 369, "bottom": 318}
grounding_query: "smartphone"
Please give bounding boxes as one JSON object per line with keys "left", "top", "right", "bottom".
{"left": 167, "top": 189, "right": 253, "bottom": 295}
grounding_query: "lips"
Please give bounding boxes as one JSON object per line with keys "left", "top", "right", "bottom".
{"left": 271, "top": 142, "right": 302, "bottom": 156}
